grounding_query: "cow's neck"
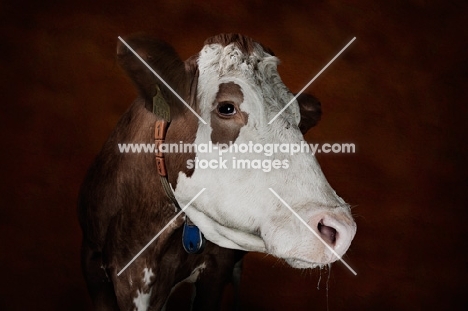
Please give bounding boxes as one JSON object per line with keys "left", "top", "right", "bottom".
{"left": 151, "top": 85, "right": 205, "bottom": 254}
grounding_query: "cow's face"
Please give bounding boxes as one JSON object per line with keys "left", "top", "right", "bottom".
{"left": 117, "top": 34, "right": 356, "bottom": 269}
{"left": 173, "top": 34, "right": 356, "bottom": 269}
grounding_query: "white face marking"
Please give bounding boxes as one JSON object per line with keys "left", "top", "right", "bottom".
{"left": 175, "top": 41, "right": 356, "bottom": 268}
{"left": 133, "top": 289, "right": 152, "bottom": 311}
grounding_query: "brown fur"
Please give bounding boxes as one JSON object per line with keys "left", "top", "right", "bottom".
{"left": 116, "top": 33, "right": 189, "bottom": 115}
{"left": 210, "top": 82, "right": 249, "bottom": 145}
{"left": 204, "top": 34, "right": 321, "bottom": 135}
{"left": 78, "top": 33, "right": 321, "bottom": 310}
{"left": 79, "top": 35, "right": 245, "bottom": 310}
{"left": 297, "top": 93, "right": 322, "bottom": 134}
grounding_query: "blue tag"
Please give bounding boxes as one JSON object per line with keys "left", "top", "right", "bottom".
{"left": 182, "top": 220, "right": 205, "bottom": 254}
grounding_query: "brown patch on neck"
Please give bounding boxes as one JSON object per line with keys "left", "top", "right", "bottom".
{"left": 211, "top": 82, "right": 248, "bottom": 145}
{"left": 164, "top": 112, "right": 198, "bottom": 188}
{"left": 204, "top": 33, "right": 275, "bottom": 56}
{"left": 161, "top": 55, "right": 200, "bottom": 189}
{"left": 164, "top": 57, "right": 200, "bottom": 187}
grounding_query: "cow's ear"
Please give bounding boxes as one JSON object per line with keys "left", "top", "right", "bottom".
{"left": 117, "top": 34, "right": 187, "bottom": 112}
{"left": 297, "top": 93, "right": 322, "bottom": 134}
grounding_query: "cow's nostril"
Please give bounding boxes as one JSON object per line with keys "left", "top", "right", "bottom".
{"left": 317, "top": 220, "right": 337, "bottom": 245}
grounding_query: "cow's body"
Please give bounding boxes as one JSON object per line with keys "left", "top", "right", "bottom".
{"left": 79, "top": 34, "right": 356, "bottom": 310}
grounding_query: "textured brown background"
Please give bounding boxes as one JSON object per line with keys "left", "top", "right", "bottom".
{"left": 1, "top": 0, "right": 467, "bottom": 310}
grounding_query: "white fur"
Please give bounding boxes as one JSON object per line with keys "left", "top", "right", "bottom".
{"left": 142, "top": 267, "right": 154, "bottom": 286}
{"left": 175, "top": 42, "right": 356, "bottom": 268}
{"left": 131, "top": 268, "right": 155, "bottom": 311}
{"left": 133, "top": 289, "right": 152, "bottom": 311}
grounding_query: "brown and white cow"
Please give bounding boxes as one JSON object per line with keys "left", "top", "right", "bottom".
{"left": 78, "top": 33, "right": 356, "bottom": 310}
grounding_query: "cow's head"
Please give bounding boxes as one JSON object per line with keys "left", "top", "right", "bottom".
{"left": 117, "top": 33, "right": 356, "bottom": 269}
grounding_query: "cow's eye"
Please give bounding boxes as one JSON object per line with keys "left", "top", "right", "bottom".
{"left": 217, "top": 102, "right": 236, "bottom": 116}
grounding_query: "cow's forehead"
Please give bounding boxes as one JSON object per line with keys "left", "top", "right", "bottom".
{"left": 197, "top": 41, "right": 300, "bottom": 125}
{"left": 198, "top": 42, "right": 276, "bottom": 81}
{"left": 203, "top": 33, "right": 274, "bottom": 56}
